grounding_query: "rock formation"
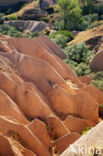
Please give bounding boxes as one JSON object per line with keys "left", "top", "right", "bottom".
{"left": 89, "top": 50, "right": 103, "bottom": 72}
{"left": 40, "top": 0, "right": 56, "bottom": 10}
{"left": 0, "top": 34, "right": 103, "bottom": 155}
{"left": 4, "top": 20, "right": 48, "bottom": 33}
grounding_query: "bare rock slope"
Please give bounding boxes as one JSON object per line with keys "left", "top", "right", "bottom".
{"left": 0, "top": 34, "right": 103, "bottom": 155}
{"left": 4, "top": 20, "right": 48, "bottom": 33}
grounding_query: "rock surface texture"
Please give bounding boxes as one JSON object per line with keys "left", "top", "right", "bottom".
{"left": 0, "top": 34, "right": 102, "bottom": 155}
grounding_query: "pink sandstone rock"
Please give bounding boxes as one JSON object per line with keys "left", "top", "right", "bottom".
{"left": 64, "top": 115, "right": 95, "bottom": 134}
{"left": 53, "top": 133, "right": 80, "bottom": 153}
{"left": 89, "top": 50, "right": 103, "bottom": 72}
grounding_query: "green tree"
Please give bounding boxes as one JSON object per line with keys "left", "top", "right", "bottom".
{"left": 57, "top": 0, "right": 83, "bottom": 30}
{"left": 57, "top": 0, "right": 70, "bottom": 29}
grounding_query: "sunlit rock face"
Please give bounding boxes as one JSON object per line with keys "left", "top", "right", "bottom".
{"left": 0, "top": 34, "right": 102, "bottom": 155}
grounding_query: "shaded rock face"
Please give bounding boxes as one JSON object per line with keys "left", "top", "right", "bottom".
{"left": 4, "top": 20, "right": 48, "bottom": 33}
{"left": 89, "top": 50, "right": 103, "bottom": 72}
{"left": 18, "top": 0, "right": 56, "bottom": 20}
{"left": 19, "top": 8, "right": 47, "bottom": 20}
{"left": 0, "top": 0, "right": 32, "bottom": 7}
{"left": 40, "top": 0, "right": 56, "bottom": 10}
{"left": 0, "top": 34, "right": 102, "bottom": 155}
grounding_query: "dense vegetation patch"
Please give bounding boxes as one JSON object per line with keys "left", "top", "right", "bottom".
{"left": 7, "top": 14, "right": 18, "bottom": 20}
{"left": 50, "top": 30, "right": 74, "bottom": 48}
{"left": 52, "top": 0, "right": 103, "bottom": 31}
{"left": 49, "top": 0, "right": 103, "bottom": 91}
{"left": 90, "top": 72, "right": 103, "bottom": 91}
{"left": 0, "top": 13, "right": 4, "bottom": 24}
{"left": 0, "top": 24, "right": 38, "bottom": 38}
{"left": 64, "top": 43, "right": 93, "bottom": 76}
{"left": 0, "top": 0, "right": 103, "bottom": 92}
{"left": 50, "top": 36, "right": 103, "bottom": 91}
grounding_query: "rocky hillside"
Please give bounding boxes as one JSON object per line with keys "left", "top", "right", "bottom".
{"left": 0, "top": 34, "right": 103, "bottom": 155}
{"left": 4, "top": 0, "right": 56, "bottom": 21}
{"left": 68, "top": 25, "right": 103, "bottom": 51}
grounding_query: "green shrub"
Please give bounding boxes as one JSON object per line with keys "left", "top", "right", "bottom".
{"left": 45, "top": 6, "right": 54, "bottom": 14}
{"left": 82, "top": 127, "right": 92, "bottom": 135}
{"left": 82, "top": 13, "right": 99, "bottom": 30}
{"left": 87, "top": 21, "right": 102, "bottom": 30}
{"left": 65, "top": 59, "right": 91, "bottom": 76}
{"left": 0, "top": 13, "right": 4, "bottom": 24}
{"left": 100, "top": 15, "right": 103, "bottom": 20}
{"left": 64, "top": 43, "right": 93, "bottom": 63}
{"left": 93, "top": 3, "right": 103, "bottom": 16}
{"left": 0, "top": 24, "right": 22, "bottom": 37}
{"left": 64, "top": 43, "right": 94, "bottom": 76}
{"left": 64, "top": 42, "right": 103, "bottom": 90}
{"left": 90, "top": 71, "right": 103, "bottom": 81}
{"left": 92, "top": 80, "right": 103, "bottom": 91}
{"left": 41, "top": 17, "right": 49, "bottom": 23}
{"left": 75, "top": 63, "right": 91, "bottom": 76}
{"left": 0, "top": 24, "right": 39, "bottom": 39}
{"left": 90, "top": 13, "right": 99, "bottom": 21}
{"left": 24, "top": 31, "right": 39, "bottom": 39}
{"left": 50, "top": 30, "right": 74, "bottom": 42}
{"left": 52, "top": 17, "right": 64, "bottom": 30}
{"left": 51, "top": 34, "right": 68, "bottom": 48}
{"left": 49, "top": 14, "right": 54, "bottom": 18}
{"left": 50, "top": 30, "right": 74, "bottom": 48}
{"left": 82, "top": 3, "right": 103, "bottom": 16}
{"left": 8, "top": 14, "right": 18, "bottom": 20}
{"left": 90, "top": 72, "right": 103, "bottom": 91}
